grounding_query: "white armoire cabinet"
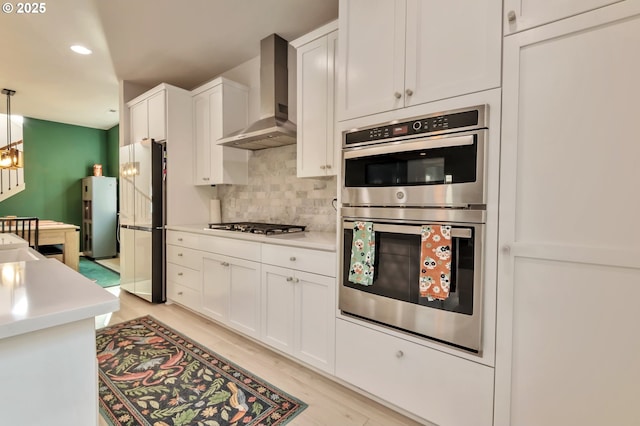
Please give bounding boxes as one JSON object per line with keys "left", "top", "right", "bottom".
{"left": 337, "top": 0, "right": 501, "bottom": 121}
{"left": 504, "top": 0, "right": 624, "bottom": 34}
{"left": 495, "top": 2, "right": 640, "bottom": 426}
{"left": 291, "top": 21, "right": 338, "bottom": 178}
{"left": 191, "top": 77, "right": 249, "bottom": 185}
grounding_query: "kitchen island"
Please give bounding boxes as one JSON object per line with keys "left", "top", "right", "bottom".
{"left": 0, "top": 243, "right": 119, "bottom": 426}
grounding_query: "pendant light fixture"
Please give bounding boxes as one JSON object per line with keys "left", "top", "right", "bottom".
{"left": 1, "top": 88, "right": 23, "bottom": 170}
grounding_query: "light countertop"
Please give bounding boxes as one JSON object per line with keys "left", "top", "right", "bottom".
{"left": 167, "top": 224, "right": 337, "bottom": 252}
{"left": 0, "top": 257, "right": 120, "bottom": 340}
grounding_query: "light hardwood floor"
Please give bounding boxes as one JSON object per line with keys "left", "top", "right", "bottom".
{"left": 98, "top": 289, "right": 424, "bottom": 426}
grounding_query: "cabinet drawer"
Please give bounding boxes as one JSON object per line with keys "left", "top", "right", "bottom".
{"left": 166, "top": 263, "right": 201, "bottom": 291}
{"left": 167, "top": 282, "right": 201, "bottom": 312}
{"left": 166, "top": 244, "right": 202, "bottom": 270}
{"left": 166, "top": 231, "right": 200, "bottom": 248}
{"left": 200, "top": 235, "right": 261, "bottom": 262}
{"left": 335, "top": 319, "right": 494, "bottom": 426}
{"left": 262, "top": 244, "right": 336, "bottom": 277}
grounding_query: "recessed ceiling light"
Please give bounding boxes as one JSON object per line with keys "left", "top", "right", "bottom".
{"left": 70, "top": 45, "right": 92, "bottom": 55}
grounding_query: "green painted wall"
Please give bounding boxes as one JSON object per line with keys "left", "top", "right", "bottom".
{"left": 106, "top": 125, "right": 120, "bottom": 178}
{"left": 0, "top": 118, "right": 120, "bottom": 227}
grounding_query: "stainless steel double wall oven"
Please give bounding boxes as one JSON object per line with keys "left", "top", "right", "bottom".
{"left": 340, "top": 105, "right": 488, "bottom": 353}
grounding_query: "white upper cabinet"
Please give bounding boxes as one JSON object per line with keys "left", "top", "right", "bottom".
{"left": 504, "top": 0, "right": 624, "bottom": 34}
{"left": 337, "top": 0, "right": 502, "bottom": 121}
{"left": 192, "top": 78, "right": 249, "bottom": 185}
{"left": 292, "top": 21, "right": 339, "bottom": 178}
{"left": 129, "top": 90, "right": 166, "bottom": 144}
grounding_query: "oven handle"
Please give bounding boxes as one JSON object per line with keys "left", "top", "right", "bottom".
{"left": 343, "top": 134, "right": 475, "bottom": 159}
{"left": 343, "top": 221, "right": 472, "bottom": 238}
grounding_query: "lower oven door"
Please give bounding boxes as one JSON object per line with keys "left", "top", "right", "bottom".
{"left": 339, "top": 218, "right": 484, "bottom": 353}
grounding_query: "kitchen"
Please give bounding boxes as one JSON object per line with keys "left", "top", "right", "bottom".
{"left": 1, "top": 1, "right": 640, "bottom": 426}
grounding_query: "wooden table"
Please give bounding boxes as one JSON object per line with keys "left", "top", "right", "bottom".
{"left": 38, "top": 220, "right": 80, "bottom": 271}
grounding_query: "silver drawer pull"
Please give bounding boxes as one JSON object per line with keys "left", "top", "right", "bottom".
{"left": 289, "top": 256, "right": 296, "bottom": 261}
{"left": 178, "top": 253, "right": 183, "bottom": 257}
{"left": 177, "top": 272, "right": 183, "bottom": 276}
{"left": 293, "top": 278, "right": 299, "bottom": 283}
{"left": 178, "top": 238, "right": 183, "bottom": 242}
{"left": 286, "top": 277, "right": 293, "bottom": 282}
{"left": 396, "top": 350, "right": 404, "bottom": 358}
{"left": 177, "top": 291, "right": 183, "bottom": 296}
{"left": 221, "top": 262, "right": 229, "bottom": 267}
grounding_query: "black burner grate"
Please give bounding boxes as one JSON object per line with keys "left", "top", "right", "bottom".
{"left": 208, "top": 222, "right": 306, "bottom": 235}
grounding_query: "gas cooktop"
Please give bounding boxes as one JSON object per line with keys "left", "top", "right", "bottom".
{"left": 208, "top": 222, "right": 306, "bottom": 235}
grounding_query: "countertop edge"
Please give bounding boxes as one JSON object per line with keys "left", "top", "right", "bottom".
{"left": 0, "top": 259, "right": 120, "bottom": 340}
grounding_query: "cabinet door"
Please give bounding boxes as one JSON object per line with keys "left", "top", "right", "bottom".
{"left": 294, "top": 270, "right": 335, "bottom": 372}
{"left": 210, "top": 85, "right": 249, "bottom": 185}
{"left": 404, "top": 0, "right": 501, "bottom": 107}
{"left": 227, "top": 258, "right": 261, "bottom": 339}
{"left": 147, "top": 90, "right": 166, "bottom": 142}
{"left": 297, "top": 35, "right": 331, "bottom": 177}
{"left": 193, "top": 91, "right": 211, "bottom": 184}
{"left": 325, "top": 30, "right": 338, "bottom": 174}
{"left": 496, "top": 5, "right": 640, "bottom": 426}
{"left": 337, "top": 0, "right": 406, "bottom": 120}
{"left": 504, "top": 0, "right": 623, "bottom": 34}
{"left": 129, "top": 101, "right": 147, "bottom": 145}
{"left": 261, "top": 264, "right": 295, "bottom": 353}
{"left": 202, "top": 255, "right": 229, "bottom": 322}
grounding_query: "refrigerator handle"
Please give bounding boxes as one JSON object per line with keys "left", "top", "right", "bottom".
{"left": 116, "top": 213, "right": 120, "bottom": 243}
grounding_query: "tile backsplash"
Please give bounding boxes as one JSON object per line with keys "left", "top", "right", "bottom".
{"left": 215, "top": 145, "right": 337, "bottom": 232}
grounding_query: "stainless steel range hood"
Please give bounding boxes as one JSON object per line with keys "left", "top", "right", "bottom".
{"left": 218, "top": 34, "right": 296, "bottom": 150}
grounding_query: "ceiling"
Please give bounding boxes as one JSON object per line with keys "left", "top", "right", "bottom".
{"left": 0, "top": 0, "right": 338, "bottom": 130}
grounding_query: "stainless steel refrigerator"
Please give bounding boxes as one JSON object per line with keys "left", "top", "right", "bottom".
{"left": 119, "top": 140, "right": 166, "bottom": 303}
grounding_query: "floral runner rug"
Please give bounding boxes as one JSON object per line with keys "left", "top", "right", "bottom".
{"left": 97, "top": 315, "right": 307, "bottom": 426}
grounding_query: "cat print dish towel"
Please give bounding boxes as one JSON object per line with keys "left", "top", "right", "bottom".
{"left": 348, "top": 221, "right": 375, "bottom": 286}
{"left": 419, "top": 224, "right": 452, "bottom": 301}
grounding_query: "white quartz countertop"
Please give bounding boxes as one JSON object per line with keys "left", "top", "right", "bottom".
{"left": 0, "top": 258, "right": 120, "bottom": 340}
{"left": 167, "top": 224, "right": 337, "bottom": 252}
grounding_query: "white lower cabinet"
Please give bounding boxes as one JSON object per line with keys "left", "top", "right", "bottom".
{"left": 202, "top": 252, "right": 261, "bottom": 339}
{"left": 166, "top": 231, "right": 204, "bottom": 313}
{"left": 261, "top": 244, "right": 336, "bottom": 373}
{"left": 336, "top": 319, "right": 494, "bottom": 426}
{"left": 262, "top": 265, "right": 335, "bottom": 373}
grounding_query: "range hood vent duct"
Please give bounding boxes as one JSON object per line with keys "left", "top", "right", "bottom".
{"left": 218, "top": 34, "right": 296, "bottom": 150}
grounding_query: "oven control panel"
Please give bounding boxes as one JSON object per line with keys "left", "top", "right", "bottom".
{"left": 345, "top": 106, "right": 483, "bottom": 146}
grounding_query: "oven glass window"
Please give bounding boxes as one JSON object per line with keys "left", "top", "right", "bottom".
{"left": 343, "top": 227, "right": 474, "bottom": 315}
{"left": 345, "top": 139, "right": 477, "bottom": 187}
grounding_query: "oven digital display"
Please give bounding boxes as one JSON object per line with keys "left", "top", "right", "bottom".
{"left": 392, "top": 125, "right": 408, "bottom": 136}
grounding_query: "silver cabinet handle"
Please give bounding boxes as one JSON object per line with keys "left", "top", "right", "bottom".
{"left": 293, "top": 278, "right": 300, "bottom": 283}
{"left": 289, "top": 256, "right": 296, "bottom": 261}
{"left": 396, "top": 350, "right": 404, "bottom": 358}
{"left": 178, "top": 253, "right": 183, "bottom": 257}
{"left": 507, "top": 10, "right": 516, "bottom": 23}
{"left": 405, "top": 89, "right": 413, "bottom": 97}
{"left": 394, "top": 92, "right": 402, "bottom": 99}
{"left": 177, "top": 291, "right": 183, "bottom": 295}
{"left": 320, "top": 165, "right": 326, "bottom": 170}
{"left": 220, "top": 261, "right": 230, "bottom": 266}
{"left": 203, "top": 177, "right": 210, "bottom": 181}
{"left": 286, "top": 277, "right": 294, "bottom": 282}
{"left": 177, "top": 272, "right": 183, "bottom": 276}
{"left": 326, "top": 164, "right": 332, "bottom": 169}
{"left": 502, "top": 245, "right": 511, "bottom": 255}
{"left": 178, "top": 237, "right": 183, "bottom": 242}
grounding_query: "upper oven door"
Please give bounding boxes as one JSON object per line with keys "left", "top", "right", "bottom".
{"left": 342, "top": 129, "right": 486, "bottom": 208}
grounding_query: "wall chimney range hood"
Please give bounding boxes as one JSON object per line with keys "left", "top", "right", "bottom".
{"left": 218, "top": 34, "right": 296, "bottom": 150}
